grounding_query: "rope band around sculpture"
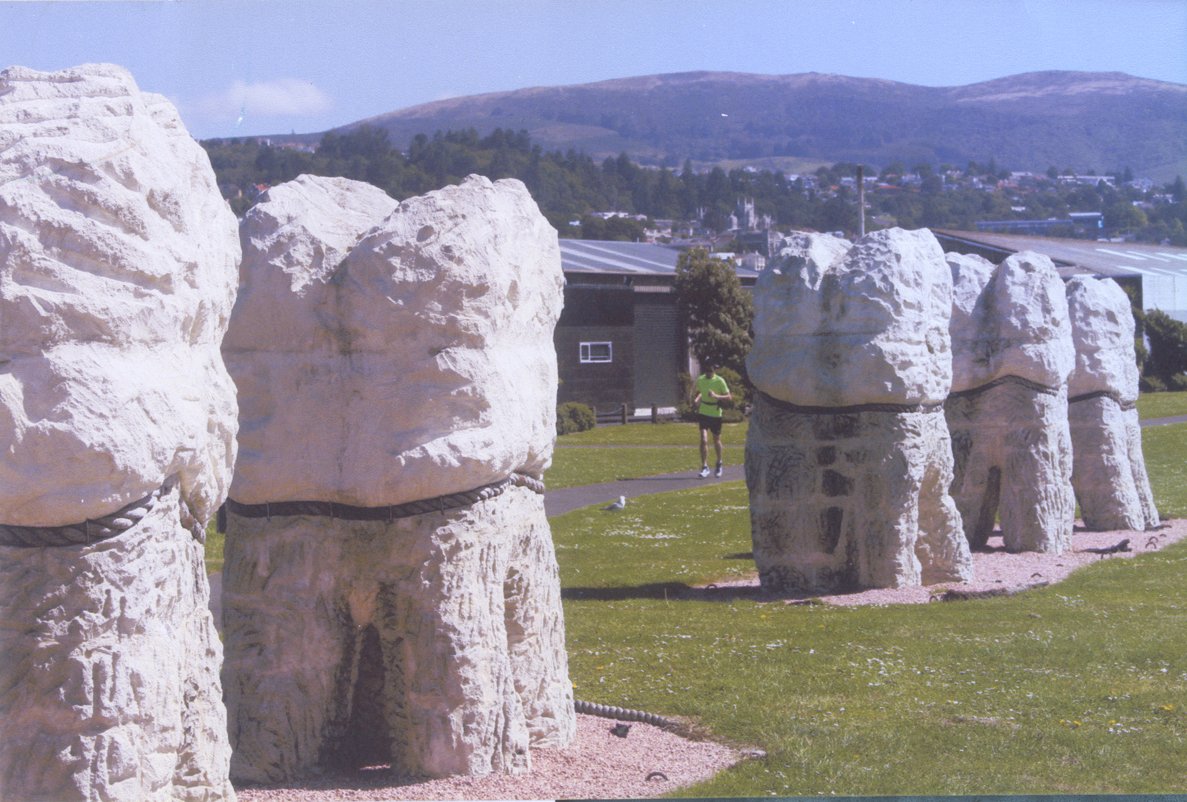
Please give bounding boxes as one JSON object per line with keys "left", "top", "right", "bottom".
{"left": 224, "top": 472, "right": 546, "bottom": 523}
{"left": 0, "top": 481, "right": 188, "bottom": 548}
{"left": 574, "top": 699, "right": 675, "bottom": 728}
{"left": 1068, "top": 389, "right": 1137, "bottom": 411}
{"left": 947, "top": 373, "right": 1063, "bottom": 400}
{"left": 757, "top": 390, "right": 945, "bottom": 416}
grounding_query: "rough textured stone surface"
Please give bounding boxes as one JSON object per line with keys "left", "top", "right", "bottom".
{"left": 224, "top": 174, "right": 562, "bottom": 507}
{"left": 947, "top": 251, "right": 1074, "bottom": 393}
{"left": 0, "top": 491, "right": 234, "bottom": 802}
{"left": 0, "top": 64, "right": 237, "bottom": 801}
{"left": 749, "top": 228, "right": 952, "bottom": 407}
{"left": 745, "top": 228, "right": 971, "bottom": 593}
{"left": 222, "top": 488, "right": 571, "bottom": 782}
{"left": 1065, "top": 276, "right": 1159, "bottom": 530}
{"left": 945, "top": 251, "right": 1075, "bottom": 552}
{"left": 221, "top": 174, "right": 574, "bottom": 782}
{"left": 0, "top": 64, "right": 239, "bottom": 528}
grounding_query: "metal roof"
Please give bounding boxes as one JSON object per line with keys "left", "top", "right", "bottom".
{"left": 932, "top": 229, "right": 1187, "bottom": 281}
{"left": 558, "top": 239, "right": 760, "bottom": 279}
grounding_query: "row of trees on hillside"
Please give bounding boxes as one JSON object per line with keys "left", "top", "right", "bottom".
{"left": 201, "top": 127, "right": 1187, "bottom": 244}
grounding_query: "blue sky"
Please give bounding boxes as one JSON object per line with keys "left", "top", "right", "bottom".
{"left": 2, "top": 0, "right": 1185, "bottom": 140}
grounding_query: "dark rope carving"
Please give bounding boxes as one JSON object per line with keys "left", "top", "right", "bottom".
{"left": 757, "top": 390, "right": 944, "bottom": 416}
{"left": 0, "top": 482, "right": 175, "bottom": 548}
{"left": 224, "top": 472, "right": 546, "bottom": 523}
{"left": 1068, "top": 389, "right": 1137, "bottom": 411}
{"left": 574, "top": 699, "right": 675, "bottom": 728}
{"left": 947, "top": 373, "right": 1062, "bottom": 400}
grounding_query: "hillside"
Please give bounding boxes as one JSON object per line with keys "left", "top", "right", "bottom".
{"left": 315, "top": 71, "right": 1187, "bottom": 180}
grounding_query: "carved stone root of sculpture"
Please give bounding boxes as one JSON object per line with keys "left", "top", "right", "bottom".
{"left": 0, "top": 487, "right": 234, "bottom": 802}
{"left": 221, "top": 485, "right": 573, "bottom": 782}
{"left": 1069, "top": 395, "right": 1160, "bottom": 531}
{"left": 946, "top": 380, "right": 1075, "bottom": 553}
{"left": 745, "top": 392, "right": 973, "bottom": 593}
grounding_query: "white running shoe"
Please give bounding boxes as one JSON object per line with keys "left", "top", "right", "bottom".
{"left": 698, "top": 465, "right": 710, "bottom": 478}
{"left": 715, "top": 463, "right": 723, "bottom": 478}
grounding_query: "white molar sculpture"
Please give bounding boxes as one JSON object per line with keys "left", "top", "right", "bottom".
{"left": 745, "top": 228, "right": 973, "bottom": 593}
{"left": 0, "top": 64, "right": 238, "bottom": 801}
{"left": 945, "top": 251, "right": 1076, "bottom": 552}
{"left": 1065, "top": 276, "right": 1159, "bottom": 530}
{"left": 220, "top": 174, "right": 575, "bottom": 782}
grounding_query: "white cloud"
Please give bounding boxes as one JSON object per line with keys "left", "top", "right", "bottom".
{"left": 196, "top": 78, "right": 332, "bottom": 118}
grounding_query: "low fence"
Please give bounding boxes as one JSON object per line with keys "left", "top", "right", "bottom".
{"left": 593, "top": 404, "right": 680, "bottom": 426}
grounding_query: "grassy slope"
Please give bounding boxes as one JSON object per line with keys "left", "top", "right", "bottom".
{"left": 1137, "top": 390, "right": 1187, "bottom": 421}
{"left": 560, "top": 543, "right": 1187, "bottom": 794}
{"left": 554, "top": 424, "right": 1187, "bottom": 795}
{"left": 202, "top": 417, "right": 1187, "bottom": 793}
{"left": 547, "top": 421, "right": 747, "bottom": 488}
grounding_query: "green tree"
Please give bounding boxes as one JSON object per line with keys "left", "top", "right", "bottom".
{"left": 673, "top": 248, "right": 754, "bottom": 377}
{"left": 1170, "top": 176, "right": 1186, "bottom": 203}
{"left": 1104, "top": 200, "right": 1148, "bottom": 232}
{"left": 1143, "top": 309, "right": 1187, "bottom": 381}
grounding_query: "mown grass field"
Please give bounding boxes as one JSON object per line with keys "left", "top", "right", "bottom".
{"left": 559, "top": 533, "right": 1187, "bottom": 794}
{"left": 547, "top": 421, "right": 747, "bottom": 488}
{"left": 551, "top": 421, "right": 1187, "bottom": 795}
{"left": 203, "top": 408, "right": 1187, "bottom": 794}
{"left": 1136, "top": 389, "right": 1187, "bottom": 421}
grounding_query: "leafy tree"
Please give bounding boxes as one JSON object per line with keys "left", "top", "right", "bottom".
{"left": 1142, "top": 309, "right": 1187, "bottom": 382}
{"left": 1170, "top": 176, "right": 1186, "bottom": 203}
{"left": 673, "top": 248, "right": 753, "bottom": 377}
{"left": 1104, "top": 200, "right": 1148, "bottom": 232}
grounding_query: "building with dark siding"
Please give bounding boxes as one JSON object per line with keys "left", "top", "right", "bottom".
{"left": 556, "top": 239, "right": 758, "bottom": 415}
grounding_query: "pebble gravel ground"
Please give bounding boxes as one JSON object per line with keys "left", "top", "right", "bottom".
{"left": 234, "top": 713, "right": 742, "bottom": 801}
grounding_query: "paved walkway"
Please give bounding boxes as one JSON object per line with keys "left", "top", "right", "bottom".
{"left": 544, "top": 463, "right": 744, "bottom": 517}
{"left": 1142, "top": 414, "right": 1187, "bottom": 427}
{"left": 544, "top": 412, "right": 1187, "bottom": 516}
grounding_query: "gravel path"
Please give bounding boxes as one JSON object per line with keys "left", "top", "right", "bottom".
{"left": 229, "top": 520, "right": 1183, "bottom": 801}
{"left": 234, "top": 713, "right": 743, "bottom": 801}
{"left": 704, "top": 518, "right": 1186, "bottom": 607}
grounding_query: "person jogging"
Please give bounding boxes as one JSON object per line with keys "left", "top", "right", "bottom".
{"left": 692, "top": 363, "right": 731, "bottom": 478}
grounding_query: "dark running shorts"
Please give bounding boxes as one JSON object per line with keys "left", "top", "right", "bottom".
{"left": 697, "top": 413, "right": 724, "bottom": 435}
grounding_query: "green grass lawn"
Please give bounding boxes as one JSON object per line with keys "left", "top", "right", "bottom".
{"left": 553, "top": 474, "right": 1187, "bottom": 794}
{"left": 202, "top": 419, "right": 1187, "bottom": 793}
{"left": 1137, "top": 389, "right": 1187, "bottom": 420}
{"left": 547, "top": 421, "right": 747, "bottom": 488}
{"left": 1139, "top": 422, "right": 1187, "bottom": 518}
{"left": 205, "top": 524, "right": 225, "bottom": 574}
{"left": 557, "top": 420, "right": 748, "bottom": 447}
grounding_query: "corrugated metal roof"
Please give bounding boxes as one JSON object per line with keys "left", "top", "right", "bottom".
{"left": 932, "top": 229, "right": 1187, "bottom": 280}
{"left": 559, "top": 239, "right": 760, "bottom": 278}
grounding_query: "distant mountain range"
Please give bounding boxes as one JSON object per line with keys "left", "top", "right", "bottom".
{"left": 280, "top": 71, "right": 1187, "bottom": 181}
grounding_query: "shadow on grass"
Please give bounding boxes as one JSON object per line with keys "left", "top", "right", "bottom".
{"left": 562, "top": 581, "right": 826, "bottom": 604}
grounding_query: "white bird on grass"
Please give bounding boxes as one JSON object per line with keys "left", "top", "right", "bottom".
{"left": 602, "top": 495, "right": 627, "bottom": 511}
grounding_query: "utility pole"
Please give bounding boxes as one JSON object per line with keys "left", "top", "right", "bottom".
{"left": 857, "top": 165, "right": 866, "bottom": 238}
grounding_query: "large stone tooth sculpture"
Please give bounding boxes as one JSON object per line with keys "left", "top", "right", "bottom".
{"left": 221, "top": 173, "right": 574, "bottom": 782}
{"left": 1065, "top": 276, "right": 1159, "bottom": 530}
{"left": 0, "top": 64, "right": 238, "bottom": 801}
{"left": 745, "top": 229, "right": 973, "bottom": 593}
{"left": 945, "top": 251, "right": 1076, "bottom": 552}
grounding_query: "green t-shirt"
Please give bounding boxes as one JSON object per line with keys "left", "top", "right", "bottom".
{"left": 696, "top": 373, "right": 730, "bottom": 418}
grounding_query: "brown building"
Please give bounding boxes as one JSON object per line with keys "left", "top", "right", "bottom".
{"left": 556, "top": 240, "right": 757, "bottom": 415}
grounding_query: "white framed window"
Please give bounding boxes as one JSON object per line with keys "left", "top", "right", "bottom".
{"left": 579, "top": 341, "right": 613, "bottom": 363}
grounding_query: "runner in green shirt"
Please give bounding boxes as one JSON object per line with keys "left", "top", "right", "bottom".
{"left": 692, "top": 363, "right": 731, "bottom": 478}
